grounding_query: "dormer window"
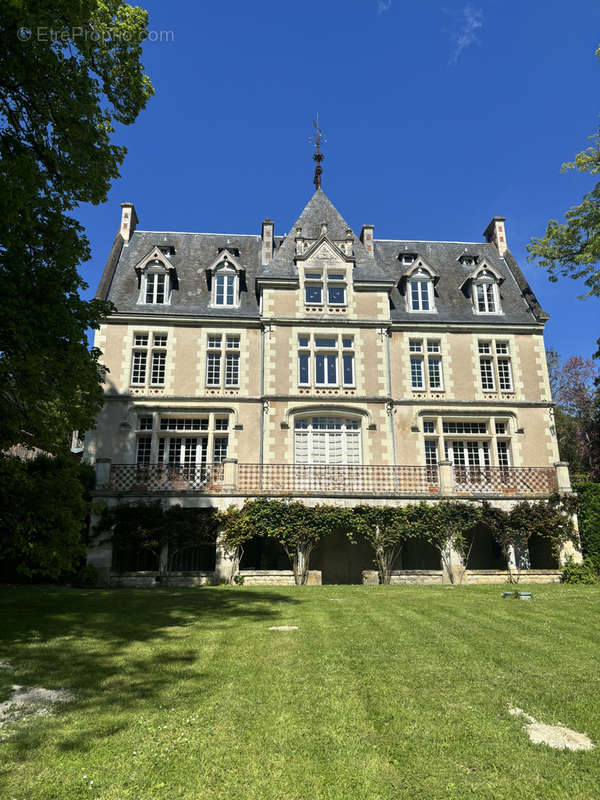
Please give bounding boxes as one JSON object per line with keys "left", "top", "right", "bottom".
{"left": 401, "top": 254, "right": 416, "bottom": 265}
{"left": 472, "top": 269, "right": 501, "bottom": 314}
{"left": 405, "top": 263, "right": 436, "bottom": 313}
{"left": 206, "top": 250, "right": 244, "bottom": 309}
{"left": 143, "top": 260, "right": 170, "bottom": 305}
{"left": 459, "top": 254, "right": 478, "bottom": 267}
{"left": 215, "top": 271, "right": 236, "bottom": 306}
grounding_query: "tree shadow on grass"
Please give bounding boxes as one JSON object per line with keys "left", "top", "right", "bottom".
{"left": 0, "top": 587, "right": 298, "bottom": 761}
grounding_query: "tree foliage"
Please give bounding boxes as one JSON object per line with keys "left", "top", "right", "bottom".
{"left": 219, "top": 499, "right": 352, "bottom": 585}
{"left": 0, "top": 2, "right": 154, "bottom": 452}
{"left": 0, "top": 453, "right": 92, "bottom": 579}
{"left": 574, "top": 482, "right": 600, "bottom": 571}
{"left": 546, "top": 348, "right": 600, "bottom": 479}
{"left": 423, "top": 500, "right": 482, "bottom": 583}
{"left": 527, "top": 44, "right": 600, "bottom": 299}
{"left": 480, "top": 495, "right": 579, "bottom": 583}
{"left": 351, "top": 504, "right": 429, "bottom": 584}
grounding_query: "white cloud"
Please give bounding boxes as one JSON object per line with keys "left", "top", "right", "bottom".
{"left": 377, "top": 0, "right": 392, "bottom": 13}
{"left": 449, "top": 5, "right": 483, "bottom": 65}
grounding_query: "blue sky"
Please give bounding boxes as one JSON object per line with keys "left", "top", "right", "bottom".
{"left": 77, "top": 0, "right": 600, "bottom": 359}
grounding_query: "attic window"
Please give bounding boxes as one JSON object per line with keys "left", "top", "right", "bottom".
{"left": 459, "top": 254, "right": 478, "bottom": 267}
{"left": 401, "top": 254, "right": 416, "bottom": 265}
{"left": 143, "top": 259, "right": 170, "bottom": 304}
{"left": 159, "top": 246, "right": 175, "bottom": 256}
{"left": 473, "top": 270, "right": 501, "bottom": 314}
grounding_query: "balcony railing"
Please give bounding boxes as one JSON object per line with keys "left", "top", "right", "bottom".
{"left": 452, "top": 466, "right": 557, "bottom": 496}
{"left": 237, "top": 464, "right": 440, "bottom": 495}
{"left": 105, "top": 463, "right": 558, "bottom": 498}
{"left": 109, "top": 463, "right": 224, "bottom": 493}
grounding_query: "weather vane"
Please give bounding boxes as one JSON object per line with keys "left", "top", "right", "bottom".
{"left": 310, "top": 115, "right": 325, "bottom": 190}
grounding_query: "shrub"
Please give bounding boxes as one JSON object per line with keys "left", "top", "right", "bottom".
{"left": 72, "top": 564, "right": 99, "bottom": 588}
{"left": 574, "top": 483, "right": 600, "bottom": 571}
{"left": 561, "top": 557, "right": 598, "bottom": 584}
{"left": 0, "top": 453, "right": 90, "bottom": 580}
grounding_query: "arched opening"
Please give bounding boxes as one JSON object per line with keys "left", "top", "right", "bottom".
{"left": 528, "top": 533, "right": 559, "bottom": 569}
{"left": 465, "top": 523, "right": 507, "bottom": 570}
{"left": 401, "top": 539, "right": 440, "bottom": 569}
{"left": 311, "top": 530, "right": 374, "bottom": 585}
{"left": 240, "top": 536, "right": 288, "bottom": 570}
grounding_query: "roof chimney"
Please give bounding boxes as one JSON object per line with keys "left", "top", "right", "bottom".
{"left": 120, "top": 202, "right": 138, "bottom": 243}
{"left": 360, "top": 224, "right": 375, "bottom": 257}
{"left": 483, "top": 216, "right": 507, "bottom": 258}
{"left": 261, "top": 218, "right": 274, "bottom": 264}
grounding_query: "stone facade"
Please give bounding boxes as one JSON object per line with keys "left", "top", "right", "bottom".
{"left": 85, "top": 187, "right": 578, "bottom": 586}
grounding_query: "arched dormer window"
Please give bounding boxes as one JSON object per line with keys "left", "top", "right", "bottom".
{"left": 403, "top": 259, "right": 438, "bottom": 313}
{"left": 205, "top": 250, "right": 244, "bottom": 309}
{"left": 134, "top": 248, "right": 176, "bottom": 305}
{"left": 469, "top": 266, "right": 503, "bottom": 315}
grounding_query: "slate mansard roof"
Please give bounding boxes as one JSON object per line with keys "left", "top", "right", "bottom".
{"left": 97, "top": 188, "right": 548, "bottom": 326}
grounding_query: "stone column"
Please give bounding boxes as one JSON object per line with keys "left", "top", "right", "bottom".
{"left": 86, "top": 505, "right": 112, "bottom": 587}
{"left": 554, "top": 462, "right": 572, "bottom": 493}
{"left": 223, "top": 458, "right": 238, "bottom": 492}
{"left": 95, "top": 458, "right": 112, "bottom": 489}
{"left": 438, "top": 460, "right": 453, "bottom": 496}
{"left": 214, "top": 532, "right": 237, "bottom": 583}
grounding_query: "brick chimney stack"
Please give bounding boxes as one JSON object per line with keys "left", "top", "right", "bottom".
{"left": 120, "top": 202, "right": 138, "bottom": 243}
{"left": 483, "top": 216, "right": 507, "bottom": 258}
{"left": 261, "top": 218, "right": 274, "bottom": 264}
{"left": 360, "top": 224, "right": 375, "bottom": 257}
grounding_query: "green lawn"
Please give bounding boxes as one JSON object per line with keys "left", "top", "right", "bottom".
{"left": 1, "top": 585, "right": 599, "bottom": 800}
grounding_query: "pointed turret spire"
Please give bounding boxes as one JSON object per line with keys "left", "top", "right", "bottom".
{"left": 311, "top": 116, "right": 324, "bottom": 190}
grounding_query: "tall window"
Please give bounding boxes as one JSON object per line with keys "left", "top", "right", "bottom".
{"left": 473, "top": 274, "right": 501, "bottom": 314}
{"left": 206, "top": 334, "right": 240, "bottom": 388}
{"left": 409, "top": 339, "right": 444, "bottom": 391}
{"left": 422, "top": 415, "right": 512, "bottom": 469}
{"left": 131, "top": 332, "right": 167, "bottom": 388}
{"left": 154, "top": 415, "right": 229, "bottom": 465}
{"left": 478, "top": 340, "right": 513, "bottom": 392}
{"left": 297, "top": 334, "right": 354, "bottom": 388}
{"left": 294, "top": 417, "right": 361, "bottom": 465}
{"left": 143, "top": 261, "right": 169, "bottom": 304}
{"left": 215, "top": 273, "right": 236, "bottom": 306}
{"left": 407, "top": 269, "right": 434, "bottom": 312}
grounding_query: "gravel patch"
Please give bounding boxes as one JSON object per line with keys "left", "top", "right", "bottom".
{"left": 0, "top": 685, "right": 75, "bottom": 740}
{"left": 509, "top": 706, "right": 595, "bottom": 751}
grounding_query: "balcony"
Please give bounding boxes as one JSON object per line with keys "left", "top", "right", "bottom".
{"left": 101, "top": 461, "right": 561, "bottom": 499}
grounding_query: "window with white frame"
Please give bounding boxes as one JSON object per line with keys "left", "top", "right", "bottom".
{"left": 304, "top": 270, "right": 348, "bottom": 308}
{"left": 421, "top": 415, "right": 512, "bottom": 469}
{"left": 206, "top": 334, "right": 240, "bottom": 388}
{"left": 472, "top": 271, "right": 501, "bottom": 314}
{"left": 143, "top": 261, "right": 170, "bottom": 304}
{"left": 294, "top": 416, "right": 361, "bottom": 465}
{"left": 131, "top": 332, "right": 167, "bottom": 388}
{"left": 214, "top": 272, "right": 236, "bottom": 306}
{"left": 150, "top": 414, "right": 230, "bottom": 466}
{"left": 409, "top": 339, "right": 444, "bottom": 391}
{"left": 478, "top": 340, "right": 513, "bottom": 392}
{"left": 297, "top": 334, "right": 354, "bottom": 388}
{"left": 407, "top": 269, "right": 435, "bottom": 312}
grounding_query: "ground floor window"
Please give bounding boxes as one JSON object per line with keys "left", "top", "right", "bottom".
{"left": 134, "top": 413, "right": 230, "bottom": 465}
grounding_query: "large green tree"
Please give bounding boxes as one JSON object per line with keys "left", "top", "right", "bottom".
{"left": 527, "top": 45, "right": 600, "bottom": 298}
{"left": 0, "top": 2, "right": 153, "bottom": 452}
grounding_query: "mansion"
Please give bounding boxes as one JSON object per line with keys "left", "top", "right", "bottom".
{"left": 86, "top": 186, "right": 575, "bottom": 586}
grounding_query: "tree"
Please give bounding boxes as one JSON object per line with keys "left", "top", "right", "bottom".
{"left": 546, "top": 348, "right": 600, "bottom": 479}
{"left": 424, "top": 501, "right": 482, "bottom": 583}
{"left": 0, "top": 453, "right": 92, "bottom": 579}
{"left": 219, "top": 499, "right": 351, "bottom": 585}
{"left": 351, "top": 504, "right": 428, "bottom": 584}
{"left": 481, "top": 495, "right": 579, "bottom": 583}
{"left": 527, "top": 45, "right": 600, "bottom": 299}
{"left": 0, "top": 2, "right": 154, "bottom": 452}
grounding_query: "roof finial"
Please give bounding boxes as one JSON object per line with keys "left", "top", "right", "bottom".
{"left": 311, "top": 115, "right": 325, "bottom": 190}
